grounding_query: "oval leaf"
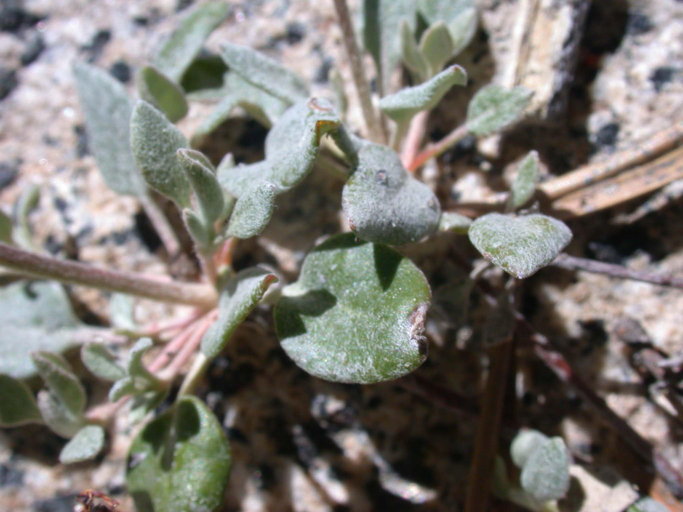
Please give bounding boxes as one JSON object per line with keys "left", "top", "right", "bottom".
{"left": 138, "top": 65, "right": 189, "bottom": 123}
{"left": 446, "top": 7, "right": 477, "bottom": 57}
{"left": 275, "top": 233, "right": 430, "bottom": 384}
{"left": 419, "top": 22, "right": 453, "bottom": 76}
{"left": 59, "top": 424, "right": 106, "bottom": 464}
{"left": 32, "top": 351, "right": 86, "bottom": 419}
{"left": 466, "top": 84, "right": 533, "bottom": 136}
{"left": 520, "top": 437, "right": 570, "bottom": 502}
{"left": 510, "top": 429, "right": 549, "bottom": 469}
{"left": 400, "top": 20, "right": 428, "bottom": 82}
{"left": 127, "top": 396, "right": 231, "bottom": 512}
{"left": 468, "top": 213, "right": 572, "bottom": 278}
{"left": 73, "top": 62, "right": 146, "bottom": 196}
{"left": 0, "top": 374, "right": 42, "bottom": 426}
{"left": 81, "top": 344, "right": 126, "bottom": 382}
{"left": 225, "top": 180, "right": 278, "bottom": 239}
{"left": 439, "top": 211, "right": 472, "bottom": 234}
{"left": 153, "top": 1, "right": 230, "bottom": 83}
{"left": 131, "top": 100, "right": 190, "bottom": 207}
{"left": 177, "top": 148, "right": 225, "bottom": 225}
{"left": 202, "top": 268, "right": 278, "bottom": 359}
{"left": 37, "top": 389, "right": 84, "bottom": 438}
{"left": 220, "top": 42, "right": 308, "bottom": 104}
{"left": 379, "top": 65, "right": 466, "bottom": 122}
{"left": 342, "top": 143, "right": 441, "bottom": 245}
{"left": 508, "top": 151, "right": 540, "bottom": 210}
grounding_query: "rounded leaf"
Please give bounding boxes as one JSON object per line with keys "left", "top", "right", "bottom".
{"left": 0, "top": 374, "right": 42, "bottom": 427}
{"left": 468, "top": 213, "right": 572, "bottom": 279}
{"left": 520, "top": 436, "right": 571, "bottom": 502}
{"left": 127, "top": 396, "right": 231, "bottom": 512}
{"left": 59, "top": 424, "right": 106, "bottom": 464}
{"left": 510, "top": 429, "right": 548, "bottom": 469}
{"left": 275, "top": 233, "right": 430, "bottom": 384}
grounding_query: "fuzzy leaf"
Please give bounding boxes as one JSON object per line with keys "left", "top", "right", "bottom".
{"left": 32, "top": 352, "right": 86, "bottom": 420}
{"left": 37, "top": 389, "right": 83, "bottom": 438}
{"left": 127, "top": 396, "right": 231, "bottom": 512}
{"left": 109, "top": 293, "right": 136, "bottom": 331}
{"left": 275, "top": 233, "right": 430, "bottom": 384}
{"left": 0, "top": 374, "right": 42, "bottom": 426}
{"left": 177, "top": 148, "right": 225, "bottom": 225}
{"left": 511, "top": 429, "right": 549, "bottom": 469}
{"left": 59, "top": 424, "right": 106, "bottom": 464}
{"left": 363, "top": 0, "right": 417, "bottom": 93}
{"left": 0, "top": 282, "right": 83, "bottom": 378}
{"left": 81, "top": 344, "right": 126, "bottom": 382}
{"left": 466, "top": 85, "right": 532, "bottom": 136}
{"left": 264, "top": 98, "right": 340, "bottom": 189}
{"left": 508, "top": 151, "right": 540, "bottom": 210}
{"left": 446, "top": 7, "right": 477, "bottom": 56}
{"left": 153, "top": 1, "right": 230, "bottom": 82}
{"left": 220, "top": 42, "right": 308, "bottom": 104}
{"left": 343, "top": 143, "right": 441, "bottom": 245}
{"left": 417, "top": 0, "right": 476, "bottom": 54}
{"left": 439, "top": 211, "right": 472, "bottom": 233}
{"left": 181, "top": 54, "right": 228, "bottom": 96}
{"left": 419, "top": 22, "right": 453, "bottom": 76}
{"left": 201, "top": 268, "right": 278, "bottom": 359}
{"left": 400, "top": 20, "right": 428, "bottom": 82}
{"left": 131, "top": 100, "right": 190, "bottom": 207}
{"left": 138, "top": 65, "right": 189, "bottom": 123}
{"left": 469, "top": 213, "right": 572, "bottom": 279}
{"left": 225, "top": 180, "right": 278, "bottom": 239}
{"left": 520, "top": 437, "right": 570, "bottom": 502}
{"left": 379, "top": 65, "right": 467, "bottom": 122}
{"left": 109, "top": 338, "right": 162, "bottom": 402}
{"left": 183, "top": 208, "right": 212, "bottom": 249}
{"left": 73, "top": 62, "right": 146, "bottom": 196}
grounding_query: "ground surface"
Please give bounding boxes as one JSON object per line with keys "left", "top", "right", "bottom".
{"left": 0, "top": 0, "right": 682, "bottom": 511}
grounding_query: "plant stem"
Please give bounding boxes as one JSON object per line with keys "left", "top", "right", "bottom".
{"left": 332, "top": 0, "right": 384, "bottom": 144}
{"left": 408, "top": 123, "right": 469, "bottom": 171}
{"left": 0, "top": 242, "right": 217, "bottom": 308}
{"left": 400, "top": 111, "right": 430, "bottom": 169}
{"left": 465, "top": 338, "right": 514, "bottom": 512}
{"left": 552, "top": 253, "right": 683, "bottom": 290}
{"left": 139, "top": 194, "right": 182, "bottom": 257}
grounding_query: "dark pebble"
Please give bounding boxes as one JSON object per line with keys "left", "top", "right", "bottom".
{"left": 0, "top": 463, "right": 24, "bottom": 486}
{"left": 175, "top": 0, "right": 195, "bottom": 11}
{"left": 627, "top": 12, "right": 653, "bottom": 35}
{"left": 285, "top": 21, "right": 306, "bottom": 45}
{"left": 0, "top": 0, "right": 42, "bottom": 32}
{"left": 0, "top": 67, "right": 18, "bottom": 100}
{"left": 109, "top": 60, "right": 131, "bottom": 83}
{"left": 314, "top": 56, "right": 333, "bottom": 84}
{"left": 650, "top": 66, "right": 677, "bottom": 92}
{"left": 82, "top": 29, "right": 111, "bottom": 62}
{"left": 33, "top": 494, "right": 78, "bottom": 512}
{"left": 0, "top": 161, "right": 19, "bottom": 189}
{"left": 593, "top": 122, "right": 620, "bottom": 148}
{"left": 74, "top": 124, "right": 88, "bottom": 157}
{"left": 20, "top": 32, "right": 45, "bottom": 66}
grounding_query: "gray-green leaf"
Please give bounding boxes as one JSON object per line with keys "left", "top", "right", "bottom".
{"left": 511, "top": 429, "right": 549, "bottom": 469}
{"left": 73, "top": 62, "right": 146, "bottom": 197}
{"left": 400, "top": 20, "right": 428, "bottom": 82}
{"left": 446, "top": 7, "right": 477, "bottom": 57}
{"left": 0, "top": 210, "right": 13, "bottom": 244}
{"left": 628, "top": 498, "right": 670, "bottom": 512}
{"left": 109, "top": 338, "right": 162, "bottom": 402}
{"left": 37, "top": 389, "right": 84, "bottom": 438}
{"left": 201, "top": 268, "right": 278, "bottom": 359}
{"left": 379, "top": 65, "right": 467, "bottom": 122}
{"left": 220, "top": 42, "right": 308, "bottom": 104}
{"left": 0, "top": 282, "right": 84, "bottom": 378}
{"left": 508, "top": 151, "right": 540, "bottom": 210}
{"left": 342, "top": 142, "right": 441, "bottom": 245}
{"left": 275, "top": 233, "right": 430, "bottom": 384}
{"left": 468, "top": 213, "right": 572, "bottom": 278}
{"left": 138, "top": 65, "right": 189, "bottom": 123}
{"left": 438, "top": 211, "right": 472, "bottom": 234}
{"left": 520, "top": 437, "right": 570, "bottom": 502}
{"left": 177, "top": 148, "right": 225, "bottom": 225}
{"left": 81, "top": 344, "right": 126, "bottom": 382}
{"left": 59, "top": 424, "right": 106, "bottom": 464}
{"left": 225, "top": 180, "right": 278, "bottom": 239}
{"left": 0, "top": 374, "right": 42, "bottom": 426}
{"left": 32, "top": 351, "right": 86, "bottom": 420}
{"left": 466, "top": 85, "right": 533, "bottom": 136}
{"left": 131, "top": 100, "right": 190, "bottom": 207}
{"left": 417, "top": 0, "right": 476, "bottom": 56}
{"left": 419, "top": 22, "right": 453, "bottom": 76}
{"left": 127, "top": 396, "right": 231, "bottom": 512}
{"left": 153, "top": 1, "right": 230, "bottom": 83}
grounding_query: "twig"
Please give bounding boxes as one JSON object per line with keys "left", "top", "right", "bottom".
{"left": 332, "top": 0, "right": 384, "bottom": 143}
{"left": 0, "top": 242, "right": 217, "bottom": 308}
{"left": 552, "top": 253, "right": 683, "bottom": 290}
{"left": 465, "top": 338, "right": 514, "bottom": 512}
{"left": 400, "top": 111, "right": 430, "bottom": 170}
{"left": 408, "top": 123, "right": 469, "bottom": 172}
{"left": 539, "top": 123, "right": 683, "bottom": 200}
{"left": 139, "top": 194, "right": 182, "bottom": 257}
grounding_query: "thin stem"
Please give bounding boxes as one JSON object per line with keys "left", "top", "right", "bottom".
{"left": 157, "top": 311, "right": 216, "bottom": 382}
{"left": 178, "top": 353, "right": 210, "bottom": 397}
{"left": 552, "top": 253, "right": 683, "bottom": 290}
{"left": 142, "top": 310, "right": 203, "bottom": 338}
{"left": 401, "top": 111, "right": 430, "bottom": 169}
{"left": 408, "top": 123, "right": 469, "bottom": 172}
{"left": 148, "top": 321, "right": 199, "bottom": 373}
{"left": 464, "top": 339, "right": 514, "bottom": 512}
{"left": 139, "top": 194, "right": 182, "bottom": 257}
{"left": 332, "top": 0, "right": 384, "bottom": 143}
{"left": 0, "top": 242, "right": 217, "bottom": 308}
